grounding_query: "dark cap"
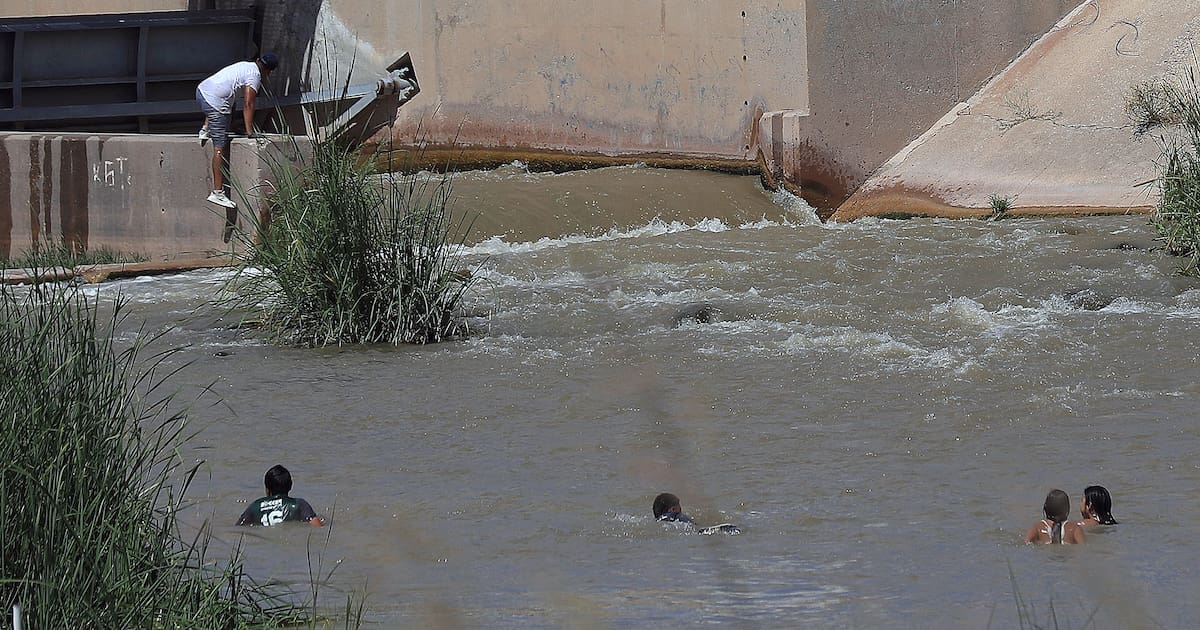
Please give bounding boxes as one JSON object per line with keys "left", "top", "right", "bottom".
{"left": 259, "top": 52, "right": 279, "bottom": 71}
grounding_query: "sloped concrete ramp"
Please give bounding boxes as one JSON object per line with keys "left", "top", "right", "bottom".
{"left": 833, "top": 0, "right": 1197, "bottom": 221}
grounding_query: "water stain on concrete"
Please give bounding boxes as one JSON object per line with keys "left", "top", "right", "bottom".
{"left": 0, "top": 141, "right": 10, "bottom": 260}
{"left": 60, "top": 138, "right": 90, "bottom": 252}
{"left": 27, "top": 137, "right": 42, "bottom": 246}
{"left": 41, "top": 137, "right": 54, "bottom": 244}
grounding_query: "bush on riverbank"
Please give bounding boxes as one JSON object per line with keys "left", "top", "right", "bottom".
{"left": 0, "top": 282, "right": 291, "bottom": 628}
{"left": 1128, "top": 68, "right": 1200, "bottom": 275}
{"left": 230, "top": 136, "right": 480, "bottom": 346}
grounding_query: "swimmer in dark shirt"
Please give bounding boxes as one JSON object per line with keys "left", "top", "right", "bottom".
{"left": 653, "top": 492, "right": 693, "bottom": 523}
{"left": 652, "top": 492, "right": 739, "bottom": 534}
{"left": 236, "top": 464, "right": 326, "bottom": 527}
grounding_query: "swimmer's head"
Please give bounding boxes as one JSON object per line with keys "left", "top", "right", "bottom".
{"left": 653, "top": 492, "right": 682, "bottom": 520}
{"left": 1042, "top": 489, "right": 1070, "bottom": 523}
{"left": 265, "top": 464, "right": 293, "bottom": 496}
{"left": 1082, "top": 485, "right": 1118, "bottom": 524}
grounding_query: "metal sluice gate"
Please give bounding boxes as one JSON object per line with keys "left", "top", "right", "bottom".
{"left": 0, "top": 8, "right": 419, "bottom": 139}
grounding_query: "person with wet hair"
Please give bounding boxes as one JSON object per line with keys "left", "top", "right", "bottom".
{"left": 652, "top": 492, "right": 692, "bottom": 523}
{"left": 1024, "top": 489, "right": 1085, "bottom": 544}
{"left": 1078, "top": 485, "right": 1119, "bottom": 527}
{"left": 652, "top": 493, "right": 740, "bottom": 534}
{"left": 236, "top": 464, "right": 325, "bottom": 527}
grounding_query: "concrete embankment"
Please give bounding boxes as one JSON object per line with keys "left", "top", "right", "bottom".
{"left": 0, "top": 132, "right": 305, "bottom": 262}
{"left": 833, "top": 0, "right": 1194, "bottom": 221}
{"left": 2, "top": 0, "right": 1188, "bottom": 251}
{"left": 311, "top": 0, "right": 1075, "bottom": 212}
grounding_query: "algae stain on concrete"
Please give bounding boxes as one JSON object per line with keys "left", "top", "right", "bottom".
{"left": 60, "top": 138, "right": 89, "bottom": 253}
{"left": 0, "top": 141, "right": 10, "bottom": 259}
{"left": 27, "top": 137, "right": 42, "bottom": 246}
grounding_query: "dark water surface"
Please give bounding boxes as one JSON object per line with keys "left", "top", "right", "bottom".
{"left": 87, "top": 165, "right": 1198, "bottom": 628}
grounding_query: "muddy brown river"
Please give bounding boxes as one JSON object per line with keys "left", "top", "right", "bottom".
{"left": 83, "top": 165, "right": 1199, "bottom": 628}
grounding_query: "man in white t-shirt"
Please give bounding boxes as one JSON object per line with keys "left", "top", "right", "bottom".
{"left": 195, "top": 53, "right": 279, "bottom": 209}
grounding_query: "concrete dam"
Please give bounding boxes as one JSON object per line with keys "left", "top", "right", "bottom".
{"left": 1, "top": 0, "right": 1194, "bottom": 260}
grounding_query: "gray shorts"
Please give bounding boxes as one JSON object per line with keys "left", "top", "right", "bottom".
{"left": 196, "top": 88, "right": 230, "bottom": 148}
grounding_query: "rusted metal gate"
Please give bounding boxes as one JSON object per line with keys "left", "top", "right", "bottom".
{"left": 0, "top": 9, "right": 419, "bottom": 142}
{"left": 0, "top": 9, "right": 257, "bottom": 132}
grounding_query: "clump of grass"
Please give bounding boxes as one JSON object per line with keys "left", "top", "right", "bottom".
{"left": 989, "top": 194, "right": 1013, "bottom": 220}
{"left": 1126, "top": 78, "right": 1180, "bottom": 135}
{"left": 2, "top": 240, "right": 146, "bottom": 270}
{"left": 877, "top": 211, "right": 927, "bottom": 220}
{"left": 0, "top": 281, "right": 298, "bottom": 627}
{"left": 1129, "top": 67, "right": 1200, "bottom": 275}
{"left": 227, "top": 135, "right": 482, "bottom": 347}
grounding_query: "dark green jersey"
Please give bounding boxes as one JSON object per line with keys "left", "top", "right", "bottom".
{"left": 236, "top": 494, "right": 318, "bottom": 526}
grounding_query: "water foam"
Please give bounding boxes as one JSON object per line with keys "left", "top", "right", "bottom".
{"left": 768, "top": 188, "right": 822, "bottom": 225}
{"left": 463, "top": 217, "right": 733, "bottom": 256}
{"left": 780, "top": 326, "right": 923, "bottom": 360}
{"left": 931, "top": 296, "right": 1052, "bottom": 334}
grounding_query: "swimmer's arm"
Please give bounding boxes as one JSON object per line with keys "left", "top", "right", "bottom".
{"left": 1022, "top": 522, "right": 1040, "bottom": 544}
{"left": 297, "top": 498, "right": 326, "bottom": 526}
{"left": 1070, "top": 523, "right": 1086, "bottom": 544}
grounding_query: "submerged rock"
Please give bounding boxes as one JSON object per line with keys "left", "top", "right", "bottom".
{"left": 673, "top": 302, "right": 722, "bottom": 327}
{"left": 1064, "top": 289, "right": 1115, "bottom": 311}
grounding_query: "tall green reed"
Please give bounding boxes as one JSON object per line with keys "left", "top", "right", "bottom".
{"left": 227, "top": 135, "right": 481, "bottom": 347}
{"left": 1128, "top": 66, "right": 1200, "bottom": 275}
{"left": 995, "top": 563, "right": 1102, "bottom": 630}
{"left": 0, "top": 281, "right": 291, "bottom": 628}
{"left": 223, "top": 35, "right": 479, "bottom": 347}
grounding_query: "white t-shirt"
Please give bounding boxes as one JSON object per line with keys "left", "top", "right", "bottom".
{"left": 198, "top": 61, "right": 262, "bottom": 114}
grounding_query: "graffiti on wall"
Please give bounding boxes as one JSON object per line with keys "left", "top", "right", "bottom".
{"left": 93, "top": 157, "right": 132, "bottom": 190}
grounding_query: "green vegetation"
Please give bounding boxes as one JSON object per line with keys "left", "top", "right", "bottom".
{"left": 227, "top": 136, "right": 481, "bottom": 347}
{"left": 877, "top": 211, "right": 927, "bottom": 220}
{"left": 2, "top": 240, "right": 146, "bottom": 270}
{"left": 0, "top": 282, "right": 300, "bottom": 628}
{"left": 1128, "top": 69, "right": 1200, "bottom": 275}
{"left": 1127, "top": 78, "right": 1179, "bottom": 136}
{"left": 988, "top": 194, "right": 1013, "bottom": 220}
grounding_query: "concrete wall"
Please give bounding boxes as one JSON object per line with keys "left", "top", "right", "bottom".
{"left": 337, "top": 0, "right": 807, "bottom": 161}
{"left": 1, "top": 1, "right": 1087, "bottom": 219}
{"left": 770, "top": 0, "right": 1078, "bottom": 208}
{"left": 0, "top": 1, "right": 185, "bottom": 16}
{"left": 832, "top": 0, "right": 1183, "bottom": 221}
{"left": 296, "top": 0, "right": 1075, "bottom": 210}
{"left": 0, "top": 133, "right": 298, "bottom": 261}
